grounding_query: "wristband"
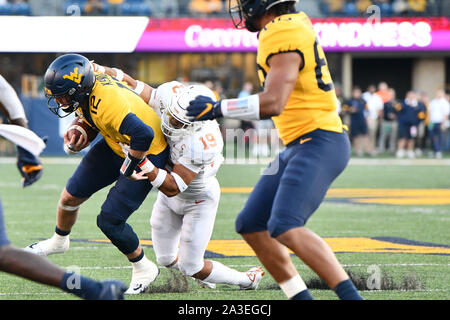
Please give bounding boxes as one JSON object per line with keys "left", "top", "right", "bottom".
{"left": 138, "top": 157, "right": 155, "bottom": 174}
{"left": 96, "top": 64, "right": 105, "bottom": 73}
{"left": 134, "top": 80, "right": 145, "bottom": 95}
{"left": 151, "top": 169, "right": 167, "bottom": 188}
{"left": 170, "top": 172, "right": 188, "bottom": 193}
{"left": 113, "top": 68, "right": 124, "bottom": 81}
{"left": 120, "top": 153, "right": 142, "bottom": 177}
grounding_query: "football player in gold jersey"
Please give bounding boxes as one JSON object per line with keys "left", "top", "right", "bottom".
{"left": 26, "top": 54, "right": 169, "bottom": 295}
{"left": 187, "top": 0, "right": 362, "bottom": 300}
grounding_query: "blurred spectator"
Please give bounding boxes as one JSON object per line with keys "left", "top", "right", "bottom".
{"left": 428, "top": 89, "right": 450, "bottom": 158}
{"left": 84, "top": 0, "right": 104, "bottom": 16}
{"left": 407, "top": 0, "right": 427, "bottom": 14}
{"left": 395, "top": 91, "right": 426, "bottom": 158}
{"left": 107, "top": 0, "right": 123, "bottom": 16}
{"left": 415, "top": 91, "right": 429, "bottom": 156}
{"left": 343, "top": 87, "right": 371, "bottom": 157}
{"left": 29, "top": 0, "right": 64, "bottom": 16}
{"left": 376, "top": 81, "right": 391, "bottom": 104}
{"left": 378, "top": 88, "right": 398, "bottom": 154}
{"left": 362, "top": 84, "right": 383, "bottom": 156}
{"left": 148, "top": 0, "right": 179, "bottom": 17}
{"left": 355, "top": 0, "right": 373, "bottom": 15}
{"left": 190, "top": 0, "right": 222, "bottom": 16}
{"left": 320, "top": 0, "right": 345, "bottom": 15}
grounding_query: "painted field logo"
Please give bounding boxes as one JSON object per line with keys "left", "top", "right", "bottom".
{"left": 82, "top": 237, "right": 450, "bottom": 257}
{"left": 220, "top": 188, "right": 450, "bottom": 205}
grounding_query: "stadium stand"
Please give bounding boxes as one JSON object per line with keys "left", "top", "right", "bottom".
{"left": 0, "top": 0, "right": 447, "bottom": 17}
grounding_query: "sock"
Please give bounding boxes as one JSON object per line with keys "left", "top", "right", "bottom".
{"left": 334, "top": 279, "right": 363, "bottom": 300}
{"left": 55, "top": 226, "right": 70, "bottom": 236}
{"left": 129, "top": 250, "right": 144, "bottom": 263}
{"left": 291, "top": 290, "right": 314, "bottom": 300}
{"left": 279, "top": 274, "right": 313, "bottom": 300}
{"left": 203, "top": 260, "right": 249, "bottom": 286}
{"left": 60, "top": 272, "right": 102, "bottom": 300}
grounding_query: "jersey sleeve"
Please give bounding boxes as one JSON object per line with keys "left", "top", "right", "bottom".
{"left": 259, "top": 18, "right": 310, "bottom": 68}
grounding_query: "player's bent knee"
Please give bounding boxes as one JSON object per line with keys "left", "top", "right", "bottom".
{"left": 235, "top": 211, "right": 254, "bottom": 234}
{"left": 59, "top": 189, "right": 85, "bottom": 210}
{"left": 156, "top": 255, "right": 177, "bottom": 268}
{"left": 267, "top": 216, "right": 305, "bottom": 239}
{"left": 178, "top": 258, "right": 203, "bottom": 277}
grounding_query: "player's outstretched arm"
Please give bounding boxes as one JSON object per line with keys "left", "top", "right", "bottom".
{"left": 91, "top": 62, "right": 154, "bottom": 105}
{"left": 128, "top": 160, "right": 197, "bottom": 197}
{"left": 187, "top": 52, "right": 301, "bottom": 121}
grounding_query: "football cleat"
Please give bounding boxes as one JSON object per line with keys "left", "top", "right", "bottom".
{"left": 24, "top": 235, "right": 70, "bottom": 256}
{"left": 239, "top": 267, "right": 265, "bottom": 290}
{"left": 194, "top": 278, "right": 216, "bottom": 289}
{"left": 125, "top": 259, "right": 160, "bottom": 295}
{"left": 96, "top": 280, "right": 128, "bottom": 300}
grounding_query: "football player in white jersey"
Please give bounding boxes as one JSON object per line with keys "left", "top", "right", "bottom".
{"left": 92, "top": 63, "right": 264, "bottom": 290}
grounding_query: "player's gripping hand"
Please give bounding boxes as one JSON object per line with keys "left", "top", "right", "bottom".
{"left": 186, "top": 95, "right": 223, "bottom": 121}
{"left": 63, "top": 130, "right": 88, "bottom": 155}
{"left": 16, "top": 146, "right": 43, "bottom": 187}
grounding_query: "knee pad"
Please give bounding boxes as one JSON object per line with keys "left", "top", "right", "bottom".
{"left": 177, "top": 257, "right": 203, "bottom": 277}
{"left": 96, "top": 211, "right": 139, "bottom": 255}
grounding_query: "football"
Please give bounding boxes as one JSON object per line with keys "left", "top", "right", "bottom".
{"left": 65, "top": 117, "right": 98, "bottom": 153}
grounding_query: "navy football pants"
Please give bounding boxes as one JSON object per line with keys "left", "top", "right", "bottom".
{"left": 236, "top": 129, "right": 350, "bottom": 238}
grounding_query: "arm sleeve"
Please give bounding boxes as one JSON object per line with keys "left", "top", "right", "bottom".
{"left": 119, "top": 113, "right": 154, "bottom": 152}
{"left": 0, "top": 75, "right": 26, "bottom": 121}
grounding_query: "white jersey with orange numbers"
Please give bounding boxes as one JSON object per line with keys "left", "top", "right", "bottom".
{"left": 166, "top": 120, "right": 224, "bottom": 200}
{"left": 148, "top": 81, "right": 224, "bottom": 200}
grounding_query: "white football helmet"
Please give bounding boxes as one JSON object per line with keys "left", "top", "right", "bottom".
{"left": 161, "top": 83, "right": 217, "bottom": 139}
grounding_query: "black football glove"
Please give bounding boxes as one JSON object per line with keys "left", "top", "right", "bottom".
{"left": 16, "top": 146, "right": 43, "bottom": 187}
{"left": 186, "top": 95, "right": 223, "bottom": 121}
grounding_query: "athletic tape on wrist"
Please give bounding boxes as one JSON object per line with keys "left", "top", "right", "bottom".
{"left": 151, "top": 169, "right": 167, "bottom": 188}
{"left": 113, "top": 68, "right": 124, "bottom": 81}
{"left": 138, "top": 157, "right": 155, "bottom": 174}
{"left": 220, "top": 94, "right": 260, "bottom": 120}
{"left": 134, "top": 80, "right": 145, "bottom": 95}
{"left": 170, "top": 172, "right": 188, "bottom": 193}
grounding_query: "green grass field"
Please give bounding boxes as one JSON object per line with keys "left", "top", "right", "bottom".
{"left": 0, "top": 157, "right": 449, "bottom": 300}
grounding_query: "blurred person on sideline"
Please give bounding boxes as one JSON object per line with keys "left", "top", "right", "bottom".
{"left": 362, "top": 84, "right": 383, "bottom": 156}
{"left": 415, "top": 91, "right": 429, "bottom": 157}
{"left": 428, "top": 89, "right": 450, "bottom": 159}
{"left": 395, "top": 91, "right": 426, "bottom": 158}
{"left": 378, "top": 88, "right": 398, "bottom": 154}
{"left": 343, "top": 87, "right": 370, "bottom": 157}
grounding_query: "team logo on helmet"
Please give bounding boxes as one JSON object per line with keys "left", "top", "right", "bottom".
{"left": 63, "top": 67, "right": 83, "bottom": 84}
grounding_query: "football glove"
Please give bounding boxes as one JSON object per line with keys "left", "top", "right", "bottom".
{"left": 186, "top": 95, "right": 223, "bottom": 121}
{"left": 16, "top": 146, "right": 43, "bottom": 187}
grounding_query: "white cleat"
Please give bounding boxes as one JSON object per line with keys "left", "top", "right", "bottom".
{"left": 240, "top": 267, "right": 265, "bottom": 290}
{"left": 24, "top": 235, "right": 70, "bottom": 257}
{"left": 194, "top": 278, "right": 216, "bottom": 289}
{"left": 125, "top": 259, "right": 160, "bottom": 295}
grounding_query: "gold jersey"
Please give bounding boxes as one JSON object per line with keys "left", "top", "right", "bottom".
{"left": 257, "top": 12, "right": 345, "bottom": 145}
{"left": 77, "top": 73, "right": 167, "bottom": 158}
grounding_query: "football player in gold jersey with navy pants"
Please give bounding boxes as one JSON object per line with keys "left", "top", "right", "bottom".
{"left": 187, "top": 0, "right": 363, "bottom": 300}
